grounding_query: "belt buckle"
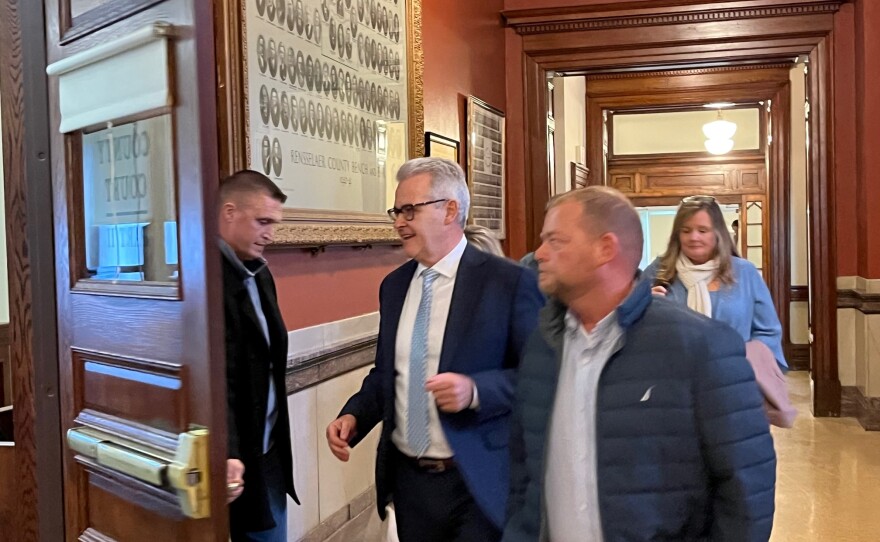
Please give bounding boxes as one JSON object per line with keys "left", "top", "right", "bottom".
{"left": 418, "top": 458, "right": 447, "bottom": 474}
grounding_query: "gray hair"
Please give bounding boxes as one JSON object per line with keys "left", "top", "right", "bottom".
{"left": 464, "top": 224, "right": 504, "bottom": 257}
{"left": 396, "top": 157, "right": 470, "bottom": 227}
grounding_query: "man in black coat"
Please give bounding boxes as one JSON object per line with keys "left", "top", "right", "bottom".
{"left": 220, "top": 170, "right": 298, "bottom": 541}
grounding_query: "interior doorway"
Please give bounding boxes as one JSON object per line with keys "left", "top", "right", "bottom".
{"left": 504, "top": 0, "right": 840, "bottom": 415}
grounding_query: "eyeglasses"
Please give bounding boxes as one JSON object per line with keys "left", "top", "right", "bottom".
{"left": 681, "top": 195, "right": 716, "bottom": 205}
{"left": 386, "top": 199, "right": 448, "bottom": 221}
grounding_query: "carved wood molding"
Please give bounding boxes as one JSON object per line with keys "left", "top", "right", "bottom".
{"left": 584, "top": 63, "right": 793, "bottom": 80}
{"left": 271, "top": 223, "right": 400, "bottom": 248}
{"left": 503, "top": 1, "right": 842, "bottom": 35}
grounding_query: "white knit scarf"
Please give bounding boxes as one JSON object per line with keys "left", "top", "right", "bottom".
{"left": 675, "top": 253, "right": 719, "bottom": 317}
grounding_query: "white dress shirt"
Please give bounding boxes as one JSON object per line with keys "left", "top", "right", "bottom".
{"left": 545, "top": 309, "right": 624, "bottom": 542}
{"left": 391, "top": 235, "right": 468, "bottom": 459}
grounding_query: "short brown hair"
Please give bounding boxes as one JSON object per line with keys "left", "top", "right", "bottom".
{"left": 219, "top": 170, "right": 287, "bottom": 205}
{"left": 547, "top": 186, "right": 644, "bottom": 271}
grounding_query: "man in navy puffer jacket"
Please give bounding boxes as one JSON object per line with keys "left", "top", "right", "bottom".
{"left": 503, "top": 187, "right": 776, "bottom": 542}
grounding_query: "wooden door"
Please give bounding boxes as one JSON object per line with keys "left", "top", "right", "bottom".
{"left": 43, "top": 1, "right": 227, "bottom": 540}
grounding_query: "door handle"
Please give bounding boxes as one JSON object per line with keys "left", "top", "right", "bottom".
{"left": 67, "top": 426, "right": 211, "bottom": 519}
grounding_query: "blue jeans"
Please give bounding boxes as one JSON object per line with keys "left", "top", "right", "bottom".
{"left": 234, "top": 447, "right": 288, "bottom": 542}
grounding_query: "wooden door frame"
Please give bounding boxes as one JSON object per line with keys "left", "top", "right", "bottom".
{"left": 0, "top": 0, "right": 65, "bottom": 539}
{"left": 503, "top": 0, "right": 841, "bottom": 416}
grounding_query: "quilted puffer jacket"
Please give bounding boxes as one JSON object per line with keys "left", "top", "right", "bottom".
{"left": 503, "top": 279, "right": 776, "bottom": 542}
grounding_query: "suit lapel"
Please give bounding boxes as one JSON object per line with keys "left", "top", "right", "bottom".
{"left": 438, "top": 245, "right": 487, "bottom": 373}
{"left": 224, "top": 257, "right": 271, "bottom": 349}
{"left": 257, "top": 271, "right": 287, "bottom": 354}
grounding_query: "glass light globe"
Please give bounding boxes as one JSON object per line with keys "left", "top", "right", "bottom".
{"left": 702, "top": 119, "right": 737, "bottom": 140}
{"left": 704, "top": 138, "right": 734, "bottom": 155}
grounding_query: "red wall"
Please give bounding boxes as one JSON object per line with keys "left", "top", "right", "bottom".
{"left": 504, "top": 28, "right": 528, "bottom": 258}
{"left": 855, "top": 0, "right": 880, "bottom": 278}
{"left": 423, "top": 0, "right": 506, "bottom": 146}
{"left": 268, "top": 247, "right": 405, "bottom": 330}
{"left": 835, "top": 3, "right": 858, "bottom": 277}
{"left": 275, "top": 0, "right": 509, "bottom": 330}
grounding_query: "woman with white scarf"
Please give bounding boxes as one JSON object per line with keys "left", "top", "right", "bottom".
{"left": 643, "top": 195, "right": 795, "bottom": 427}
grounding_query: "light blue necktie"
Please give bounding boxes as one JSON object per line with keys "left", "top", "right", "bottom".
{"left": 406, "top": 269, "right": 439, "bottom": 457}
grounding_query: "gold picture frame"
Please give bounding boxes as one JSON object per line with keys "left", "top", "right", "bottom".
{"left": 218, "top": 0, "right": 424, "bottom": 247}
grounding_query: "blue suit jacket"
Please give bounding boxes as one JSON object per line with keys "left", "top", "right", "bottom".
{"left": 339, "top": 244, "right": 544, "bottom": 529}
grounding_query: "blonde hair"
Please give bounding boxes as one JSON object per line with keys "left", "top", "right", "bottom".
{"left": 464, "top": 224, "right": 504, "bottom": 257}
{"left": 656, "top": 196, "right": 736, "bottom": 285}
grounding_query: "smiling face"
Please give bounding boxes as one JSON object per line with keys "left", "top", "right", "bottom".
{"left": 392, "top": 173, "right": 458, "bottom": 265}
{"left": 679, "top": 209, "right": 718, "bottom": 265}
{"left": 220, "top": 192, "right": 283, "bottom": 261}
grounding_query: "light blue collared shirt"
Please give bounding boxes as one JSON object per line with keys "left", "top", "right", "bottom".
{"left": 545, "top": 309, "right": 624, "bottom": 542}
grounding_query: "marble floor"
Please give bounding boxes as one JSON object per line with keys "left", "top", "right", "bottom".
{"left": 771, "top": 371, "right": 880, "bottom": 541}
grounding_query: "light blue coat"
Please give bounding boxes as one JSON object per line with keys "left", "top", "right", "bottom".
{"left": 642, "top": 256, "right": 787, "bottom": 367}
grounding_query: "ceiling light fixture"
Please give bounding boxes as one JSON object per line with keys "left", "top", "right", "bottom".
{"left": 702, "top": 109, "right": 737, "bottom": 155}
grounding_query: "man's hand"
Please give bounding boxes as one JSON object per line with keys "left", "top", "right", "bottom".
{"left": 651, "top": 285, "right": 668, "bottom": 296}
{"left": 226, "top": 459, "right": 245, "bottom": 503}
{"left": 326, "top": 414, "right": 358, "bottom": 462}
{"left": 426, "top": 373, "right": 475, "bottom": 413}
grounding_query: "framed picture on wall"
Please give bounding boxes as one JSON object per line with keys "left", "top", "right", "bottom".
{"left": 466, "top": 96, "right": 506, "bottom": 239}
{"left": 424, "top": 132, "right": 459, "bottom": 163}
{"left": 223, "top": 0, "right": 426, "bottom": 246}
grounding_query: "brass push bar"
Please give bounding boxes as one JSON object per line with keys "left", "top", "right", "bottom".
{"left": 67, "top": 426, "right": 211, "bottom": 519}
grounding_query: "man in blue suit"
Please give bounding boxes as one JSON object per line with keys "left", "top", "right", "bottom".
{"left": 325, "top": 158, "right": 543, "bottom": 541}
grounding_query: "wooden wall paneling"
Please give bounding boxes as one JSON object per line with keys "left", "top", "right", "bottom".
{"left": 1, "top": 0, "right": 65, "bottom": 539}
{"left": 0, "top": 443, "right": 15, "bottom": 529}
{"left": 807, "top": 37, "right": 840, "bottom": 415}
{"left": 586, "top": 66, "right": 791, "bottom": 97}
